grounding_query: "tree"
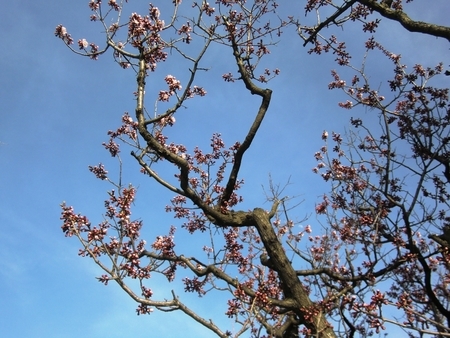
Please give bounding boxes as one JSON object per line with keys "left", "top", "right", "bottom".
{"left": 56, "top": 1, "right": 450, "bottom": 337}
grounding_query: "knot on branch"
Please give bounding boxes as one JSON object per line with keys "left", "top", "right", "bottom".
{"left": 260, "top": 253, "right": 278, "bottom": 271}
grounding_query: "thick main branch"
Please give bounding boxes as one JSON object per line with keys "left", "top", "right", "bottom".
{"left": 253, "top": 208, "right": 337, "bottom": 337}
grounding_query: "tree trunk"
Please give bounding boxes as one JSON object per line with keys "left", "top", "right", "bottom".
{"left": 253, "top": 208, "right": 336, "bottom": 337}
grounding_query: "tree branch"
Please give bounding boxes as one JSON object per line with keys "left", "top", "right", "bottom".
{"left": 220, "top": 17, "right": 272, "bottom": 207}
{"left": 252, "top": 208, "right": 336, "bottom": 337}
{"left": 358, "top": 0, "right": 450, "bottom": 42}
{"left": 170, "top": 291, "right": 230, "bottom": 338}
{"left": 302, "top": 0, "right": 358, "bottom": 46}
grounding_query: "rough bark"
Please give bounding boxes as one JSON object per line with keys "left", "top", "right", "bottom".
{"left": 253, "top": 208, "right": 336, "bottom": 338}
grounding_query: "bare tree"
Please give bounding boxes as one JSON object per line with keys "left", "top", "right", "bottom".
{"left": 57, "top": 1, "right": 449, "bottom": 337}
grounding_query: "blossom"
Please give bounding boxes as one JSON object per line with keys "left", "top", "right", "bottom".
{"left": 78, "top": 39, "right": 89, "bottom": 49}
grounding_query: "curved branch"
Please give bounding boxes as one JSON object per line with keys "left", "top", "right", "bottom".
{"left": 107, "top": 39, "right": 140, "bottom": 59}
{"left": 139, "top": 251, "right": 297, "bottom": 309}
{"left": 358, "top": 0, "right": 450, "bottom": 41}
{"left": 220, "top": 17, "right": 273, "bottom": 206}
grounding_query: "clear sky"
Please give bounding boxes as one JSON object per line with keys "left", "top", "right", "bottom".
{"left": 0, "top": 1, "right": 448, "bottom": 337}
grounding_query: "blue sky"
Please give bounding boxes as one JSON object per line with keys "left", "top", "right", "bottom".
{"left": 1, "top": 1, "right": 448, "bottom": 337}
